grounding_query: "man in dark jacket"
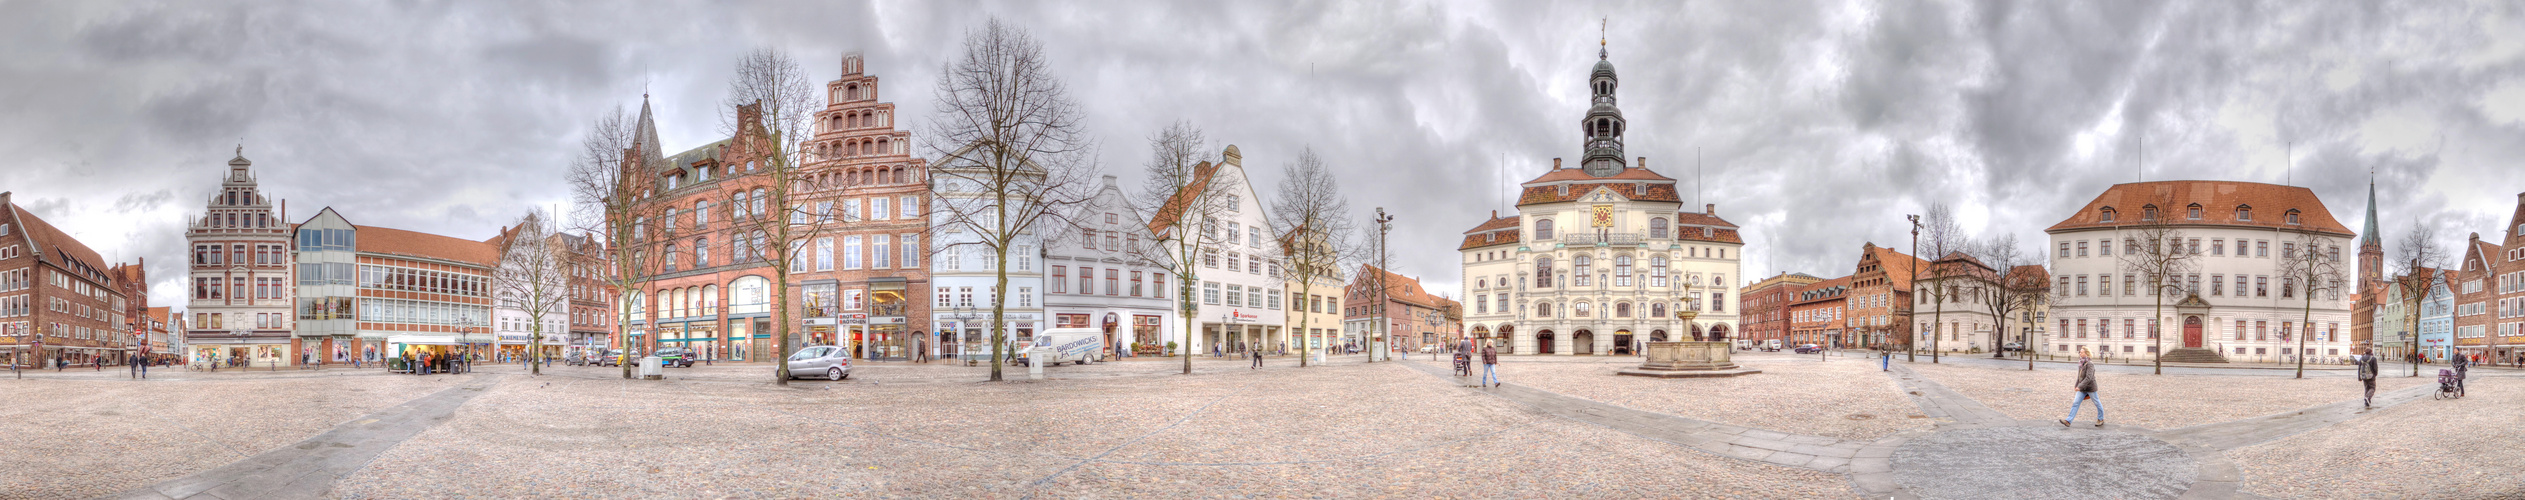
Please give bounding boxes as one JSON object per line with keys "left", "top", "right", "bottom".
{"left": 2060, "top": 347, "right": 2103, "bottom": 427}
{"left": 1479, "top": 343, "right": 1501, "bottom": 388}
{"left": 2450, "top": 351, "right": 2469, "bottom": 393}
{"left": 1250, "top": 344, "right": 1263, "bottom": 370}
{"left": 2353, "top": 346, "right": 2379, "bottom": 409}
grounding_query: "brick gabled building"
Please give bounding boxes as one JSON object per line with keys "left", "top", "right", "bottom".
{"left": 616, "top": 53, "right": 933, "bottom": 363}
{"left": 1787, "top": 276, "right": 1851, "bottom": 347}
{"left": 2, "top": 191, "right": 136, "bottom": 367}
{"left": 2493, "top": 193, "right": 2525, "bottom": 363}
{"left": 1848, "top": 243, "right": 1927, "bottom": 349}
{"left": 1739, "top": 272, "right": 1822, "bottom": 347}
{"left": 184, "top": 148, "right": 297, "bottom": 367}
{"left": 1344, "top": 264, "right": 1461, "bottom": 354}
{"left": 561, "top": 233, "right": 614, "bottom": 355}
{"left": 2453, "top": 232, "right": 2502, "bottom": 360}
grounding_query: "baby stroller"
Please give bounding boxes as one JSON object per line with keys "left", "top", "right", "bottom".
{"left": 1453, "top": 351, "right": 1472, "bottom": 377}
{"left": 2435, "top": 369, "right": 2466, "bottom": 400}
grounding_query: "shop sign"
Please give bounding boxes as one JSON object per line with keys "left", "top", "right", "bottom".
{"left": 837, "top": 313, "right": 868, "bottom": 325}
{"left": 1226, "top": 310, "right": 1260, "bottom": 323}
{"left": 868, "top": 316, "right": 905, "bottom": 325}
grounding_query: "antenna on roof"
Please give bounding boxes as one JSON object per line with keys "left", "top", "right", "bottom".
{"left": 2285, "top": 140, "right": 2294, "bottom": 187}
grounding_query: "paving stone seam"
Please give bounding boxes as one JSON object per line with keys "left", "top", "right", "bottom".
{"left": 106, "top": 374, "right": 503, "bottom": 500}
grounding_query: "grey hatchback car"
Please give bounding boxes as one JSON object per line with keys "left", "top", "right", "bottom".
{"left": 785, "top": 345, "right": 853, "bottom": 381}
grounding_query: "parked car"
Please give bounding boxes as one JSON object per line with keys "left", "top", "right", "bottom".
{"left": 2001, "top": 343, "right": 2026, "bottom": 353}
{"left": 785, "top": 345, "right": 853, "bottom": 381}
{"left": 589, "top": 349, "right": 622, "bottom": 367}
{"left": 655, "top": 347, "right": 695, "bottom": 368}
{"left": 564, "top": 351, "right": 590, "bottom": 366}
{"left": 1793, "top": 344, "right": 1824, "bottom": 354}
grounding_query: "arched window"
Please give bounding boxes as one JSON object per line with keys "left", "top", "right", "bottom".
{"left": 2187, "top": 203, "right": 2203, "bottom": 220}
{"left": 701, "top": 284, "right": 718, "bottom": 315}
{"left": 1649, "top": 217, "right": 1669, "bottom": 239}
{"left": 694, "top": 200, "right": 711, "bottom": 228}
{"left": 1574, "top": 302, "right": 1592, "bottom": 317}
{"left": 2285, "top": 209, "right": 2301, "bottom": 225}
{"left": 1536, "top": 302, "right": 1553, "bottom": 318}
{"left": 2235, "top": 205, "right": 2253, "bottom": 221}
{"left": 2142, "top": 204, "right": 2158, "bottom": 221}
{"left": 2098, "top": 207, "right": 2116, "bottom": 222}
{"left": 1650, "top": 302, "right": 1666, "bottom": 318}
{"left": 730, "top": 276, "right": 771, "bottom": 314}
{"left": 1536, "top": 219, "right": 1555, "bottom": 240}
{"left": 876, "top": 138, "right": 889, "bottom": 155}
{"left": 751, "top": 189, "right": 767, "bottom": 216}
{"left": 694, "top": 238, "right": 709, "bottom": 267}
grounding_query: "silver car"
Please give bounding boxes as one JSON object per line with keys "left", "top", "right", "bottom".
{"left": 785, "top": 346, "right": 853, "bottom": 381}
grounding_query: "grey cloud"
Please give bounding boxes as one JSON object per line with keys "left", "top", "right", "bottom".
{"left": 3, "top": 0, "right": 2523, "bottom": 307}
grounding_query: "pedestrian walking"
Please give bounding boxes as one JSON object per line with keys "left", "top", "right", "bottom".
{"left": 1480, "top": 343, "right": 1501, "bottom": 388}
{"left": 1251, "top": 346, "right": 1263, "bottom": 370}
{"left": 2353, "top": 346, "right": 2379, "bottom": 409}
{"left": 2060, "top": 347, "right": 2104, "bottom": 427}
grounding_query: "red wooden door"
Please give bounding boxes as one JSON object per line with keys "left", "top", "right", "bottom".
{"left": 2183, "top": 316, "right": 2204, "bottom": 348}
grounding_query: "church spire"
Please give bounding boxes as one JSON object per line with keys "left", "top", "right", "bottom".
{"left": 633, "top": 93, "right": 666, "bottom": 171}
{"left": 2361, "top": 173, "right": 2381, "bottom": 249}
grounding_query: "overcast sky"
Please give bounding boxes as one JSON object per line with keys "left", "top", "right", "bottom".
{"left": 6, "top": 1, "right": 2524, "bottom": 311}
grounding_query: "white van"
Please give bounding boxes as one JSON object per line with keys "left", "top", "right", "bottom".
{"left": 1027, "top": 328, "right": 1106, "bottom": 366}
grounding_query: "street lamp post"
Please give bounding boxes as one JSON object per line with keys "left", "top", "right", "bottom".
{"left": 1374, "top": 207, "right": 1393, "bottom": 363}
{"left": 1906, "top": 214, "right": 1920, "bottom": 363}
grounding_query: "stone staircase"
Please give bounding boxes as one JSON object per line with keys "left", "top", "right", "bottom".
{"left": 2158, "top": 347, "right": 2229, "bottom": 364}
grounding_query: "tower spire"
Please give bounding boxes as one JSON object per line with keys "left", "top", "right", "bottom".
{"left": 1599, "top": 18, "right": 1608, "bottom": 59}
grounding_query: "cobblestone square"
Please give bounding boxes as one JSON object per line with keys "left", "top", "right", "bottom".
{"left": 2, "top": 352, "right": 2519, "bottom": 499}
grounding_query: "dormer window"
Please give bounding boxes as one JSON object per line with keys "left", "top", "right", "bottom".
{"left": 696, "top": 166, "right": 712, "bottom": 182}
{"left": 2098, "top": 208, "right": 2117, "bottom": 222}
{"left": 2142, "top": 205, "right": 2158, "bottom": 221}
{"left": 2284, "top": 209, "right": 2301, "bottom": 225}
{"left": 2235, "top": 205, "right": 2253, "bottom": 221}
{"left": 2187, "top": 204, "right": 2203, "bottom": 220}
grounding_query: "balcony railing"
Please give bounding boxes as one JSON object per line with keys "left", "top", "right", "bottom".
{"left": 1564, "top": 232, "right": 1642, "bottom": 246}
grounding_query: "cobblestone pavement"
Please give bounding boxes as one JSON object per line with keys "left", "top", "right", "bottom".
{"left": 322, "top": 359, "right": 1847, "bottom": 499}
{"left": 2228, "top": 380, "right": 2525, "bottom": 499}
{"left": 0, "top": 371, "right": 473, "bottom": 499}
{"left": 7, "top": 351, "right": 2516, "bottom": 499}
{"left": 1498, "top": 353, "right": 1930, "bottom": 441}
{"left": 1901, "top": 361, "right": 2434, "bottom": 431}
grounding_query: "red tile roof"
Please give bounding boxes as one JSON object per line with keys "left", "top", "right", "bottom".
{"left": 1673, "top": 211, "right": 1738, "bottom": 229}
{"left": 1355, "top": 264, "right": 1451, "bottom": 309}
{"left": 2047, "top": 181, "right": 2355, "bottom": 236}
{"left": 7, "top": 199, "right": 111, "bottom": 282}
{"left": 356, "top": 225, "right": 499, "bottom": 267}
{"left": 1459, "top": 212, "right": 1522, "bottom": 250}
{"left": 1517, "top": 180, "right": 1681, "bottom": 206}
{"left": 1791, "top": 275, "right": 1854, "bottom": 306}
{"left": 1146, "top": 160, "right": 1223, "bottom": 237}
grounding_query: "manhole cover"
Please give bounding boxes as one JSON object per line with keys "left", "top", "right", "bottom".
{"left": 1847, "top": 413, "right": 1877, "bottom": 420}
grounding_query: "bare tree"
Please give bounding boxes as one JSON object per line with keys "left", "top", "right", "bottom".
{"left": 1267, "top": 147, "right": 1354, "bottom": 367}
{"left": 1136, "top": 122, "right": 1237, "bottom": 375}
{"left": 494, "top": 209, "right": 568, "bottom": 376}
{"left": 925, "top": 18, "right": 1100, "bottom": 382}
{"left": 2280, "top": 232, "right": 2350, "bottom": 378}
{"left": 2113, "top": 196, "right": 2196, "bottom": 375}
{"left": 2002, "top": 262, "right": 2053, "bottom": 371}
{"left": 1918, "top": 204, "right": 1970, "bottom": 363}
{"left": 564, "top": 104, "right": 665, "bottom": 380}
{"left": 2390, "top": 222, "right": 2447, "bottom": 377}
{"left": 720, "top": 48, "right": 836, "bottom": 385}
{"left": 1970, "top": 234, "right": 2031, "bottom": 360}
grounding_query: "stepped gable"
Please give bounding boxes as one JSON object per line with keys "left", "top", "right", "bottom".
{"left": 2047, "top": 180, "right": 2354, "bottom": 237}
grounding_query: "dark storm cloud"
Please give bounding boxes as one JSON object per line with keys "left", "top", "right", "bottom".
{"left": 2, "top": 0, "right": 2520, "bottom": 309}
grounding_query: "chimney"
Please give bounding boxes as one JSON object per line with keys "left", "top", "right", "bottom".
{"left": 1552, "top": 158, "right": 1561, "bottom": 170}
{"left": 1637, "top": 157, "right": 1646, "bottom": 169}
{"left": 1706, "top": 203, "right": 1716, "bottom": 215}
{"left": 1490, "top": 210, "right": 1498, "bottom": 219}
{"left": 1101, "top": 174, "right": 1117, "bottom": 189}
